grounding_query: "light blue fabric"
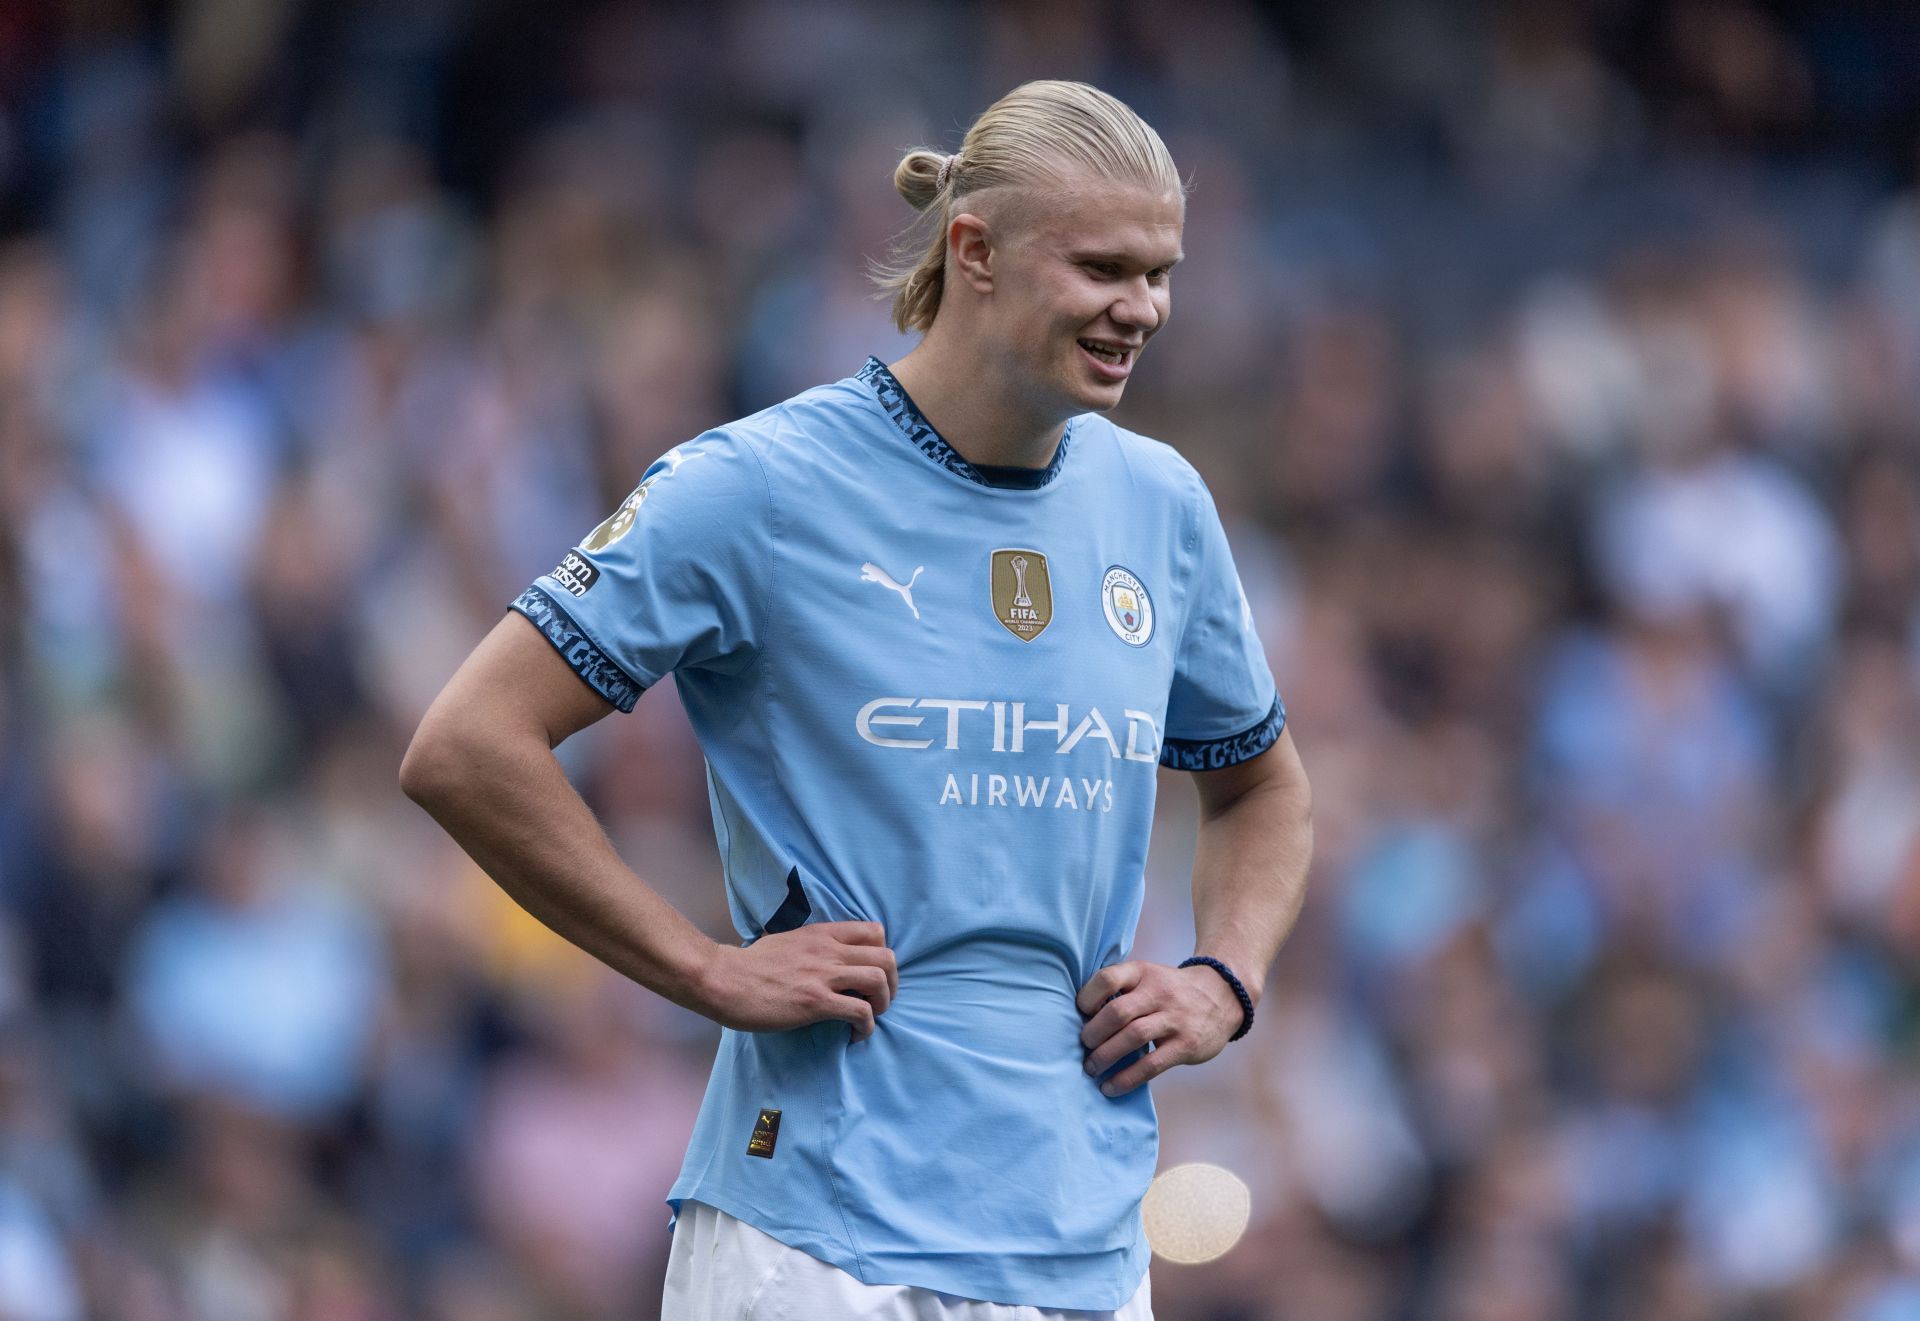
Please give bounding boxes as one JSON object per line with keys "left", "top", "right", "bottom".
{"left": 511, "top": 360, "right": 1280, "bottom": 1309}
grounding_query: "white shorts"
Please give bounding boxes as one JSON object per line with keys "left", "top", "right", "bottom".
{"left": 661, "top": 1201, "right": 1154, "bottom": 1320}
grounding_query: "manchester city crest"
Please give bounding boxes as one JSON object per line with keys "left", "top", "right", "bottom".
{"left": 1101, "top": 566, "right": 1153, "bottom": 646}
{"left": 990, "top": 548, "right": 1053, "bottom": 641}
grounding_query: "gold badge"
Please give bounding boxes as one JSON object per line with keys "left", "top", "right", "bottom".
{"left": 747, "top": 1108, "right": 782, "bottom": 1159}
{"left": 582, "top": 485, "right": 646, "bottom": 552}
{"left": 578, "top": 444, "right": 710, "bottom": 553}
{"left": 991, "top": 548, "right": 1053, "bottom": 642}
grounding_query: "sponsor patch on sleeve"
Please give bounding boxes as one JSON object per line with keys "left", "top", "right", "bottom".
{"left": 551, "top": 550, "right": 601, "bottom": 598}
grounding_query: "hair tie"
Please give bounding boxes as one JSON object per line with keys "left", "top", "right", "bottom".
{"left": 936, "top": 153, "right": 957, "bottom": 191}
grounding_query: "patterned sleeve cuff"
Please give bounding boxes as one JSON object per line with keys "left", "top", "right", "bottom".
{"left": 1159, "top": 698, "right": 1285, "bottom": 771}
{"left": 509, "top": 584, "right": 646, "bottom": 713}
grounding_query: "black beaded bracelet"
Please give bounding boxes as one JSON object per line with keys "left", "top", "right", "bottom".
{"left": 1180, "top": 956, "right": 1254, "bottom": 1042}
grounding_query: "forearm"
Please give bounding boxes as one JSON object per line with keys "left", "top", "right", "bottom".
{"left": 1077, "top": 747, "right": 1313, "bottom": 1090}
{"left": 1189, "top": 771, "right": 1313, "bottom": 1008}
{"left": 402, "top": 727, "right": 721, "bottom": 1014}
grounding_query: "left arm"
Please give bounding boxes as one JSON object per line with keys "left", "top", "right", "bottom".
{"left": 1077, "top": 728, "right": 1313, "bottom": 1095}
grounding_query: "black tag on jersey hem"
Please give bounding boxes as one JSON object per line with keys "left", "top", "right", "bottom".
{"left": 747, "top": 1108, "right": 781, "bottom": 1158}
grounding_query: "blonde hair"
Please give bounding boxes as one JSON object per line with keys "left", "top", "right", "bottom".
{"left": 874, "top": 80, "right": 1185, "bottom": 335}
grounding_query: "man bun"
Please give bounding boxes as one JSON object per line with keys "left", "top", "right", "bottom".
{"left": 872, "top": 81, "right": 1182, "bottom": 335}
{"left": 894, "top": 149, "right": 951, "bottom": 212}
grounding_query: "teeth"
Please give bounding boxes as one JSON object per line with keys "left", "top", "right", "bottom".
{"left": 1080, "top": 340, "right": 1126, "bottom": 363}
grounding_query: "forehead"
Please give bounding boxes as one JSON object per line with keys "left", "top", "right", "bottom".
{"left": 1014, "top": 175, "right": 1185, "bottom": 262}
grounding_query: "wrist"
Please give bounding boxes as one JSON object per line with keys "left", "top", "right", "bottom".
{"left": 675, "top": 938, "right": 738, "bottom": 1022}
{"left": 1193, "top": 948, "right": 1263, "bottom": 1011}
{"left": 1179, "top": 955, "right": 1255, "bottom": 1042}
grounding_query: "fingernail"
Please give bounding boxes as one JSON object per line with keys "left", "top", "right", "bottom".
{"left": 1100, "top": 1083, "right": 1117, "bottom": 1097}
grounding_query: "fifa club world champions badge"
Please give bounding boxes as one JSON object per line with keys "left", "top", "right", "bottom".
{"left": 991, "top": 548, "right": 1054, "bottom": 641}
{"left": 1102, "top": 566, "right": 1153, "bottom": 646}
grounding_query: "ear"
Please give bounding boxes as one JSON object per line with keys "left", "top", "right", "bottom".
{"left": 947, "top": 213, "right": 995, "bottom": 295}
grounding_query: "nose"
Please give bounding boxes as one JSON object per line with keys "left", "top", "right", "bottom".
{"left": 1111, "top": 276, "right": 1166, "bottom": 335}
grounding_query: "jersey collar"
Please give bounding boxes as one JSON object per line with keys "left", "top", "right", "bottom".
{"left": 856, "top": 357, "right": 1073, "bottom": 490}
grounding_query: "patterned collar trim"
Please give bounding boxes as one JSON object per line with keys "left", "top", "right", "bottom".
{"left": 856, "top": 357, "right": 1072, "bottom": 490}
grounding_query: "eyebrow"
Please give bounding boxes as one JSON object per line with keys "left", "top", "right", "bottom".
{"left": 1071, "top": 249, "right": 1185, "bottom": 269}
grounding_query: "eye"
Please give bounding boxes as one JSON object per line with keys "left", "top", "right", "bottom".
{"left": 1082, "top": 260, "right": 1122, "bottom": 278}
{"left": 1147, "top": 266, "right": 1172, "bottom": 282}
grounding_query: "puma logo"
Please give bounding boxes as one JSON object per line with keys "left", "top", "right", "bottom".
{"left": 860, "top": 562, "right": 925, "bottom": 619}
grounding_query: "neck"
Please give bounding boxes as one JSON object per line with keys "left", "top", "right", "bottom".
{"left": 886, "top": 339, "right": 1068, "bottom": 471}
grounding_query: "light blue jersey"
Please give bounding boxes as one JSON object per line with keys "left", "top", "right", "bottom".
{"left": 511, "top": 359, "right": 1282, "bottom": 1309}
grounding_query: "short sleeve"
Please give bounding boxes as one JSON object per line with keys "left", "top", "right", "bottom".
{"left": 1159, "top": 474, "right": 1284, "bottom": 771}
{"left": 510, "top": 430, "right": 771, "bottom": 712}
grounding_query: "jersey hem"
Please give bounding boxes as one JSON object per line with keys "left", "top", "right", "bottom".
{"left": 665, "top": 1188, "right": 1149, "bottom": 1311}
{"left": 1160, "top": 696, "right": 1285, "bottom": 771}
{"left": 509, "top": 584, "right": 647, "bottom": 712}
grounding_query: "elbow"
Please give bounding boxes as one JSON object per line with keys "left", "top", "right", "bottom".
{"left": 1255, "top": 753, "right": 1312, "bottom": 843}
{"left": 1283, "top": 771, "right": 1314, "bottom": 851}
{"left": 1288, "top": 768, "right": 1313, "bottom": 828}
{"left": 399, "top": 718, "right": 463, "bottom": 811}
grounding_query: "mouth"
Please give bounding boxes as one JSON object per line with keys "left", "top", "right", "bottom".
{"left": 1077, "top": 338, "right": 1137, "bottom": 381}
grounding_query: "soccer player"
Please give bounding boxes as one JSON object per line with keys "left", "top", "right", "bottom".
{"left": 401, "top": 80, "right": 1313, "bottom": 1319}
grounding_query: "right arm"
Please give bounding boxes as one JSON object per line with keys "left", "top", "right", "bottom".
{"left": 399, "top": 612, "right": 896, "bottom": 1038}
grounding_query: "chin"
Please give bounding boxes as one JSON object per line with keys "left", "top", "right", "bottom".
{"left": 1052, "top": 363, "right": 1122, "bottom": 411}
{"left": 1067, "top": 377, "right": 1128, "bottom": 414}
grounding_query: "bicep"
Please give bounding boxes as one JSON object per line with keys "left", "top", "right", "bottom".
{"left": 422, "top": 612, "right": 620, "bottom": 752}
{"left": 1191, "top": 728, "right": 1307, "bottom": 820}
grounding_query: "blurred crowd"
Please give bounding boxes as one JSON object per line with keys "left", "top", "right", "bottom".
{"left": 3, "top": 1, "right": 1920, "bottom": 1318}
